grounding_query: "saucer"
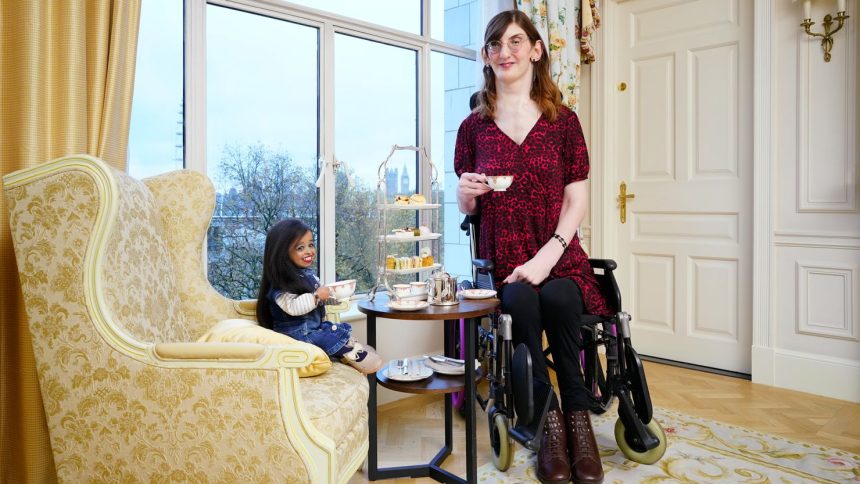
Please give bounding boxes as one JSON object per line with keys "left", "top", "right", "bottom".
{"left": 388, "top": 300, "right": 429, "bottom": 312}
{"left": 460, "top": 289, "right": 497, "bottom": 299}
{"left": 425, "top": 358, "right": 481, "bottom": 376}
{"left": 383, "top": 365, "right": 433, "bottom": 382}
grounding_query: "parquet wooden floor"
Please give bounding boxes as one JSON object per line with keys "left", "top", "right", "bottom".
{"left": 348, "top": 360, "right": 860, "bottom": 483}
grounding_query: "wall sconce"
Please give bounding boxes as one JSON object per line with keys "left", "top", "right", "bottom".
{"left": 801, "top": 0, "right": 850, "bottom": 62}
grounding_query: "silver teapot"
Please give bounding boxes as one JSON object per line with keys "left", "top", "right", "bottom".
{"left": 427, "top": 268, "right": 459, "bottom": 306}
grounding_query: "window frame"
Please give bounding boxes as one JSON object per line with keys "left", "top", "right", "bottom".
{"left": 183, "top": 0, "right": 475, "bottom": 286}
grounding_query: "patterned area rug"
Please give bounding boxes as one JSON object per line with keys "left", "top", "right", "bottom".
{"left": 478, "top": 407, "right": 860, "bottom": 483}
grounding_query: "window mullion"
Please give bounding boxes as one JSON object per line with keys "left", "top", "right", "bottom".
{"left": 184, "top": 0, "right": 207, "bottom": 174}
{"left": 320, "top": 20, "right": 337, "bottom": 284}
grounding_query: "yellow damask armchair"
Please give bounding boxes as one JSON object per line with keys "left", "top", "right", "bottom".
{"left": 3, "top": 155, "right": 368, "bottom": 483}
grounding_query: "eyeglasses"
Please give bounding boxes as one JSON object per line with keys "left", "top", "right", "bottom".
{"left": 485, "top": 36, "right": 528, "bottom": 56}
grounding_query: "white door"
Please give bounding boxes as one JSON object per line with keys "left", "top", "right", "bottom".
{"left": 609, "top": 0, "right": 753, "bottom": 373}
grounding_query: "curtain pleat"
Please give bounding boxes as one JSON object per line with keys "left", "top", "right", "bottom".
{"left": 0, "top": 1, "right": 140, "bottom": 481}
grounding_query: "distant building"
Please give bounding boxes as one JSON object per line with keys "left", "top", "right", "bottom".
{"left": 400, "top": 162, "right": 410, "bottom": 194}
{"left": 386, "top": 166, "right": 399, "bottom": 195}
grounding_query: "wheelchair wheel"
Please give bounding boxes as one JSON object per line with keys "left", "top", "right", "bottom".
{"left": 490, "top": 412, "right": 514, "bottom": 471}
{"left": 613, "top": 417, "right": 667, "bottom": 464}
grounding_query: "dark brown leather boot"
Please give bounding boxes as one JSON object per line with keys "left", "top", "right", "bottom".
{"left": 565, "top": 410, "right": 604, "bottom": 484}
{"left": 537, "top": 408, "right": 571, "bottom": 484}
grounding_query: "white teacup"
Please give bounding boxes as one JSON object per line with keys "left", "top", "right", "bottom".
{"left": 327, "top": 279, "right": 356, "bottom": 300}
{"left": 392, "top": 284, "right": 411, "bottom": 298}
{"left": 486, "top": 175, "right": 514, "bottom": 191}
{"left": 410, "top": 281, "right": 429, "bottom": 295}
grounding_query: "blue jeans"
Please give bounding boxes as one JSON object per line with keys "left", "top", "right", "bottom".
{"left": 274, "top": 317, "right": 352, "bottom": 356}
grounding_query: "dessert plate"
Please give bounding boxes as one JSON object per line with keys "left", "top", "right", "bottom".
{"left": 460, "top": 289, "right": 497, "bottom": 300}
{"left": 425, "top": 358, "right": 481, "bottom": 376}
{"left": 388, "top": 300, "right": 429, "bottom": 312}
{"left": 383, "top": 365, "right": 433, "bottom": 382}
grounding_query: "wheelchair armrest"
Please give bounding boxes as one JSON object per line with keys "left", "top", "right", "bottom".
{"left": 588, "top": 258, "right": 617, "bottom": 272}
{"left": 472, "top": 258, "right": 495, "bottom": 272}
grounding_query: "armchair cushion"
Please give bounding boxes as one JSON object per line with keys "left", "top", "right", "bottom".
{"left": 199, "top": 319, "right": 332, "bottom": 377}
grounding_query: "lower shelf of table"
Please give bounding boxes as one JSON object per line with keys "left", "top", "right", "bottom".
{"left": 376, "top": 368, "right": 485, "bottom": 394}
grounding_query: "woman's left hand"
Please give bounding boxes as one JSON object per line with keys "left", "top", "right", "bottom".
{"left": 503, "top": 252, "right": 555, "bottom": 285}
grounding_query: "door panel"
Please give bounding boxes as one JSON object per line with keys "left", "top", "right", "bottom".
{"left": 613, "top": 0, "right": 752, "bottom": 373}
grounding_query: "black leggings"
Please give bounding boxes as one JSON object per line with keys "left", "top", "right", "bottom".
{"left": 501, "top": 279, "right": 591, "bottom": 412}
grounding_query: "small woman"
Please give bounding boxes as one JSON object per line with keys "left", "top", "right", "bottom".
{"left": 256, "top": 218, "right": 382, "bottom": 374}
{"left": 455, "top": 10, "right": 611, "bottom": 484}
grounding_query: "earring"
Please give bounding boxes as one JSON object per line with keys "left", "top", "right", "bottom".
{"left": 531, "top": 57, "right": 539, "bottom": 62}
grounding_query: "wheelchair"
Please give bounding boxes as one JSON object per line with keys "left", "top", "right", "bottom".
{"left": 455, "top": 214, "right": 667, "bottom": 470}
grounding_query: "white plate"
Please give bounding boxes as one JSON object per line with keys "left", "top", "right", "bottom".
{"left": 383, "top": 365, "right": 433, "bottom": 382}
{"left": 460, "top": 289, "right": 497, "bottom": 300}
{"left": 387, "top": 300, "right": 430, "bottom": 311}
{"left": 425, "top": 358, "right": 481, "bottom": 376}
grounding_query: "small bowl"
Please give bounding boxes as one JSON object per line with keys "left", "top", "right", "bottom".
{"left": 486, "top": 175, "right": 514, "bottom": 191}
{"left": 327, "top": 279, "right": 356, "bottom": 300}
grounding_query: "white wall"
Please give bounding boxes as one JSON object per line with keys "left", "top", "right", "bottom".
{"left": 758, "top": 0, "right": 860, "bottom": 402}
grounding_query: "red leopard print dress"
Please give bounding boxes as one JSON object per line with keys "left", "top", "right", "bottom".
{"left": 454, "top": 106, "right": 613, "bottom": 317}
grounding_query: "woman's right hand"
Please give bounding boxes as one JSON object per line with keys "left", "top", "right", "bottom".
{"left": 458, "top": 172, "right": 491, "bottom": 197}
{"left": 457, "top": 172, "right": 492, "bottom": 213}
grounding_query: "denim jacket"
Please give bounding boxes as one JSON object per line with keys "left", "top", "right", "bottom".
{"left": 268, "top": 269, "right": 351, "bottom": 355}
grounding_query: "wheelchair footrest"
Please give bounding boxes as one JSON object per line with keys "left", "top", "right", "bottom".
{"left": 509, "top": 379, "right": 554, "bottom": 452}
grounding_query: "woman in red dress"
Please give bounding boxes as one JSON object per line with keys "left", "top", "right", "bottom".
{"left": 455, "top": 10, "right": 609, "bottom": 484}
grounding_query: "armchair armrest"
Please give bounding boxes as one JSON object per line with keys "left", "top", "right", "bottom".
{"left": 233, "top": 299, "right": 257, "bottom": 317}
{"left": 153, "top": 342, "right": 266, "bottom": 360}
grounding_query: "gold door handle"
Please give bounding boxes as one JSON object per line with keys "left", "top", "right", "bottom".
{"left": 618, "top": 181, "right": 635, "bottom": 224}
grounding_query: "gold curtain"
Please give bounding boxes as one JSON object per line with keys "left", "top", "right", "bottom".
{"left": 0, "top": 1, "right": 141, "bottom": 481}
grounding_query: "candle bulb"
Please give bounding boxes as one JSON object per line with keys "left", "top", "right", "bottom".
{"left": 803, "top": 0, "right": 811, "bottom": 19}
{"left": 837, "top": 0, "right": 845, "bottom": 13}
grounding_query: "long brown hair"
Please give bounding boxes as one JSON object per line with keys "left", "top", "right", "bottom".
{"left": 475, "top": 10, "right": 564, "bottom": 122}
{"left": 256, "top": 218, "right": 315, "bottom": 330}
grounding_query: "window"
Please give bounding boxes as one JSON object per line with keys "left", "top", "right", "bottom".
{"left": 128, "top": 0, "right": 183, "bottom": 178}
{"left": 287, "top": 0, "right": 421, "bottom": 35}
{"left": 431, "top": 51, "right": 477, "bottom": 282}
{"left": 128, "top": 0, "right": 478, "bottom": 300}
{"left": 204, "top": 5, "right": 320, "bottom": 298}
{"left": 334, "top": 34, "right": 417, "bottom": 291}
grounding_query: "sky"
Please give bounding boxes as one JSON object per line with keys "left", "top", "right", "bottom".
{"left": 128, "top": 0, "right": 476, "bottom": 194}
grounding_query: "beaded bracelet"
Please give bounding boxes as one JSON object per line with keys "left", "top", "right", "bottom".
{"left": 552, "top": 233, "right": 568, "bottom": 250}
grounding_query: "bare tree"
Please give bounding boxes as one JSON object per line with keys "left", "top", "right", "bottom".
{"left": 208, "top": 144, "right": 317, "bottom": 299}
{"left": 207, "top": 143, "right": 382, "bottom": 299}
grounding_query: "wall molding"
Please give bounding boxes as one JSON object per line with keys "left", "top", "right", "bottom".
{"left": 795, "top": 0, "right": 858, "bottom": 213}
{"left": 774, "top": 231, "right": 860, "bottom": 249}
{"left": 751, "top": 0, "right": 775, "bottom": 384}
{"left": 772, "top": 347, "right": 860, "bottom": 403}
{"left": 796, "top": 261, "right": 858, "bottom": 341}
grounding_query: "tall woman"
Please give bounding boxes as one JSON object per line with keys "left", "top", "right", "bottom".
{"left": 455, "top": 10, "right": 610, "bottom": 484}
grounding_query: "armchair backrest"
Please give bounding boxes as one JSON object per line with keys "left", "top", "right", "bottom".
{"left": 5, "top": 155, "right": 190, "bottom": 345}
{"left": 143, "top": 170, "right": 241, "bottom": 337}
{"left": 102, "top": 164, "right": 191, "bottom": 342}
